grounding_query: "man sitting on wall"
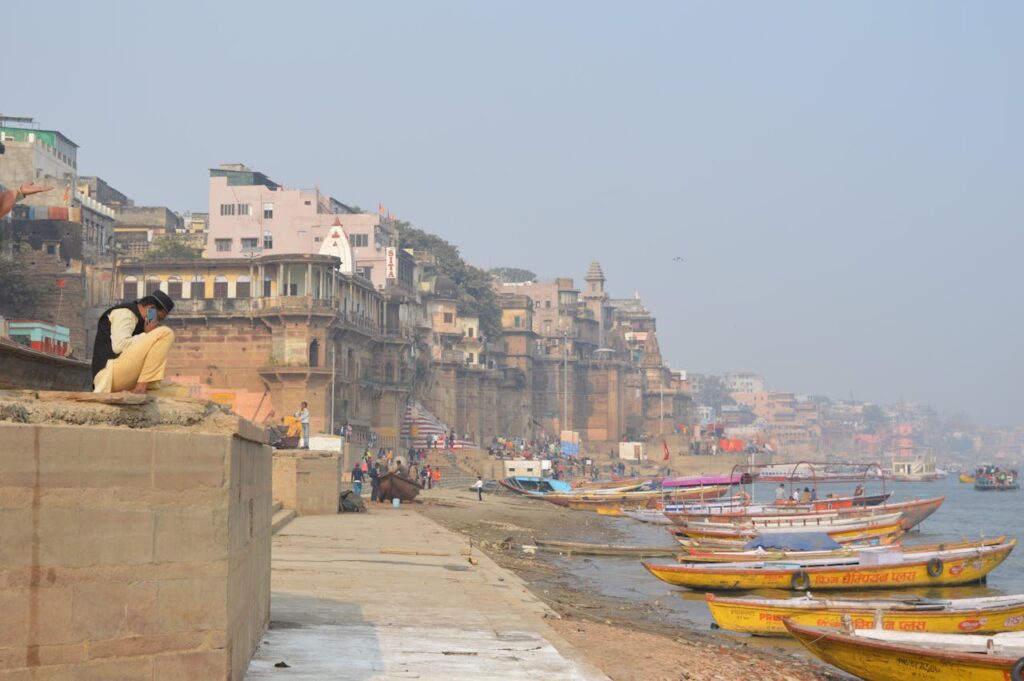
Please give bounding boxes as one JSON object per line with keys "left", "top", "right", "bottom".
{"left": 91, "top": 291, "right": 176, "bottom": 394}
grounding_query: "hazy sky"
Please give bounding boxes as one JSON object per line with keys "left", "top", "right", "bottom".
{"left": 8, "top": 2, "right": 1022, "bottom": 425}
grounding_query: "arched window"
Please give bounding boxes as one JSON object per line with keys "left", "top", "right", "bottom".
{"left": 308, "top": 339, "right": 320, "bottom": 367}
{"left": 167, "top": 276, "right": 183, "bottom": 299}
{"left": 190, "top": 275, "right": 205, "bottom": 300}
{"left": 145, "top": 276, "right": 161, "bottom": 295}
{"left": 122, "top": 276, "right": 138, "bottom": 301}
{"left": 213, "top": 276, "right": 229, "bottom": 299}
{"left": 236, "top": 275, "right": 251, "bottom": 299}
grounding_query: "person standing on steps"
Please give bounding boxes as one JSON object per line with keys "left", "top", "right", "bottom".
{"left": 474, "top": 475, "right": 484, "bottom": 501}
{"left": 295, "top": 402, "right": 310, "bottom": 449}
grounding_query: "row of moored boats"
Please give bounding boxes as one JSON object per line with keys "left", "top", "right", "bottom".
{"left": 500, "top": 472, "right": 1022, "bottom": 680}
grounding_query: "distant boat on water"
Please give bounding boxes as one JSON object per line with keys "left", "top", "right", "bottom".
{"left": 973, "top": 465, "right": 1020, "bottom": 491}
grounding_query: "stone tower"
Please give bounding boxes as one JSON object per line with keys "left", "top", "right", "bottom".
{"left": 582, "top": 261, "right": 609, "bottom": 346}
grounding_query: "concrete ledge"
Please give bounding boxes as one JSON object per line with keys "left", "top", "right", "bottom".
{"left": 0, "top": 393, "right": 272, "bottom": 680}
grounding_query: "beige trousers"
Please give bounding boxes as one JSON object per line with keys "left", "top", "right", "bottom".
{"left": 93, "top": 326, "right": 176, "bottom": 393}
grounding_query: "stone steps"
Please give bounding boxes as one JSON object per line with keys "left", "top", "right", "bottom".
{"left": 271, "top": 508, "right": 296, "bottom": 534}
{"left": 272, "top": 500, "right": 283, "bottom": 515}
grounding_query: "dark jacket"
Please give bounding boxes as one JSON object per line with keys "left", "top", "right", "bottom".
{"left": 91, "top": 302, "right": 145, "bottom": 378}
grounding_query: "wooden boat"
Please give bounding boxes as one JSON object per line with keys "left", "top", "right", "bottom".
{"left": 556, "top": 485, "right": 730, "bottom": 511}
{"left": 668, "top": 524, "right": 903, "bottom": 549}
{"left": 679, "top": 536, "right": 1008, "bottom": 563}
{"left": 620, "top": 509, "right": 674, "bottom": 524}
{"left": 574, "top": 477, "right": 649, "bottom": 490}
{"left": 664, "top": 492, "right": 893, "bottom": 523}
{"left": 784, "top": 619, "right": 1024, "bottom": 681}
{"left": 959, "top": 473, "right": 977, "bottom": 484}
{"left": 852, "top": 496, "right": 943, "bottom": 531}
{"left": 641, "top": 540, "right": 1016, "bottom": 591}
{"left": 377, "top": 471, "right": 422, "bottom": 502}
{"left": 677, "top": 511, "right": 905, "bottom": 541}
{"left": 974, "top": 466, "right": 1020, "bottom": 491}
{"left": 497, "top": 476, "right": 574, "bottom": 496}
{"left": 534, "top": 539, "right": 682, "bottom": 557}
{"left": 707, "top": 591, "right": 1024, "bottom": 636}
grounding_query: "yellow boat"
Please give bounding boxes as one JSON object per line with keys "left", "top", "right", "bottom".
{"left": 707, "top": 592, "right": 1024, "bottom": 636}
{"left": 642, "top": 540, "right": 1016, "bottom": 591}
{"left": 785, "top": 619, "right": 1024, "bottom": 681}
{"left": 681, "top": 535, "right": 1007, "bottom": 563}
{"left": 960, "top": 473, "right": 977, "bottom": 484}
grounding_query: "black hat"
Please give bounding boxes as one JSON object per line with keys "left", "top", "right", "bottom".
{"left": 150, "top": 290, "right": 175, "bottom": 313}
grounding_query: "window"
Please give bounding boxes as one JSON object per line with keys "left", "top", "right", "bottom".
{"left": 219, "top": 203, "right": 235, "bottom": 216}
{"left": 263, "top": 231, "right": 273, "bottom": 249}
{"left": 46, "top": 243, "right": 56, "bottom": 255}
{"left": 467, "top": 328, "right": 474, "bottom": 338}
{"left": 314, "top": 236, "right": 322, "bottom": 243}
{"left": 146, "top": 277, "right": 161, "bottom": 295}
{"left": 349, "top": 234, "right": 368, "bottom": 248}
{"left": 215, "top": 238, "right": 232, "bottom": 252}
{"left": 545, "top": 300, "right": 551, "bottom": 308}
{"left": 236, "top": 276, "right": 251, "bottom": 299}
{"left": 263, "top": 202, "right": 274, "bottom": 219}
{"left": 467, "top": 353, "right": 474, "bottom": 364}
{"left": 190, "top": 277, "right": 205, "bottom": 299}
{"left": 213, "top": 276, "right": 229, "bottom": 299}
{"left": 263, "top": 277, "right": 272, "bottom": 297}
{"left": 443, "top": 312, "right": 454, "bottom": 324}
{"left": 514, "top": 315, "right": 522, "bottom": 328}
{"left": 122, "top": 276, "right": 138, "bottom": 300}
{"left": 240, "top": 237, "right": 258, "bottom": 250}
{"left": 304, "top": 200, "right": 311, "bottom": 206}
{"left": 167, "top": 277, "right": 183, "bottom": 299}
{"left": 237, "top": 203, "right": 251, "bottom": 216}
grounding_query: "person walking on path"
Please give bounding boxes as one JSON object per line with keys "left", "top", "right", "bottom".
{"left": 473, "top": 475, "right": 484, "bottom": 501}
{"left": 351, "top": 462, "right": 364, "bottom": 497}
{"left": 295, "top": 402, "right": 310, "bottom": 449}
{"left": 91, "top": 291, "right": 176, "bottom": 393}
{"left": 369, "top": 463, "right": 381, "bottom": 502}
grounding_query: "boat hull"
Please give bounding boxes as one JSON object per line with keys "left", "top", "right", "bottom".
{"left": 643, "top": 541, "right": 1015, "bottom": 591}
{"left": 784, "top": 620, "right": 1022, "bottom": 681}
{"left": 706, "top": 593, "right": 1024, "bottom": 636}
{"left": 377, "top": 472, "right": 422, "bottom": 502}
{"left": 959, "top": 474, "right": 976, "bottom": 484}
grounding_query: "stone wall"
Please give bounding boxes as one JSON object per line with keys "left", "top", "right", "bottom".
{"left": 272, "top": 449, "right": 342, "bottom": 515}
{"left": 0, "top": 397, "right": 271, "bottom": 680}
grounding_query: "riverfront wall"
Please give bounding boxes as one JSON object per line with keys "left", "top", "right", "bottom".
{"left": 0, "top": 394, "right": 271, "bottom": 680}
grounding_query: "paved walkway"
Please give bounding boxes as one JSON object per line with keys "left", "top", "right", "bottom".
{"left": 246, "top": 504, "right": 607, "bottom": 680}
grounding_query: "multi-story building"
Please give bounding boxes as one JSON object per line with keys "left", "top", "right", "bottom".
{"left": 725, "top": 371, "right": 766, "bottom": 394}
{"left": 114, "top": 253, "right": 413, "bottom": 441}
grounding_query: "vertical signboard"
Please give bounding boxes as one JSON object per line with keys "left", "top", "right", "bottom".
{"left": 385, "top": 247, "right": 397, "bottom": 280}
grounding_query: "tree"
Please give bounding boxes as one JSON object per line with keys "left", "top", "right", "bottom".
{"left": 0, "top": 258, "right": 41, "bottom": 318}
{"left": 395, "top": 221, "right": 502, "bottom": 338}
{"left": 490, "top": 267, "right": 536, "bottom": 284}
{"left": 143, "top": 234, "right": 203, "bottom": 262}
{"left": 698, "top": 375, "right": 736, "bottom": 414}
{"left": 862, "top": 404, "right": 888, "bottom": 430}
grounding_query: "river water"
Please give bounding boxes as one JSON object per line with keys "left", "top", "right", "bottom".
{"left": 548, "top": 475, "right": 1024, "bottom": 657}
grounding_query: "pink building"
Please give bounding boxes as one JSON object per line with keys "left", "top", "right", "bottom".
{"left": 206, "top": 164, "right": 356, "bottom": 273}
{"left": 205, "top": 164, "right": 415, "bottom": 294}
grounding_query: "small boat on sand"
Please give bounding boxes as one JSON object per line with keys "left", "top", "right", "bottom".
{"left": 377, "top": 471, "right": 422, "bottom": 502}
{"left": 785, "top": 619, "right": 1024, "bottom": 681}
{"left": 642, "top": 540, "right": 1016, "bottom": 591}
{"left": 534, "top": 540, "right": 682, "bottom": 557}
{"left": 707, "top": 591, "right": 1024, "bottom": 636}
